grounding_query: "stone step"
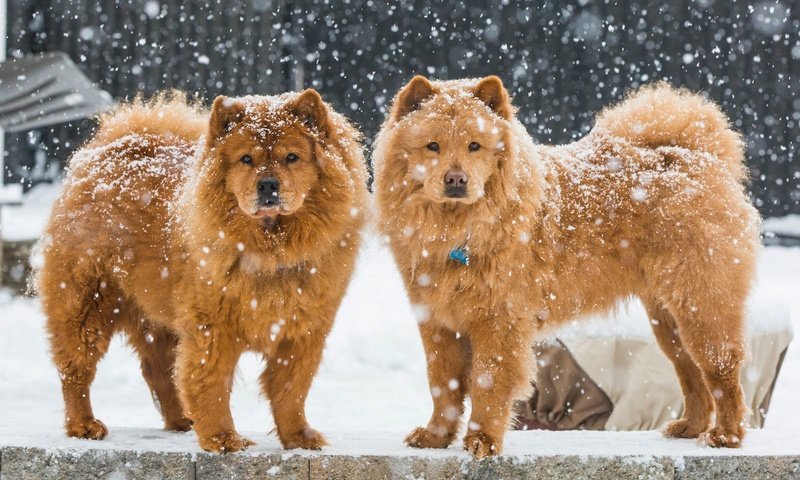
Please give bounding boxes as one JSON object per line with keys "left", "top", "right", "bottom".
{"left": 2, "top": 429, "right": 799, "bottom": 479}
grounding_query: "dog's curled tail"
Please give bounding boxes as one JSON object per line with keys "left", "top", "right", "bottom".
{"left": 595, "top": 82, "right": 746, "bottom": 182}
{"left": 89, "top": 90, "right": 208, "bottom": 147}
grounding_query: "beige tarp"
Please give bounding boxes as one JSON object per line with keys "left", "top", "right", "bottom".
{"left": 515, "top": 296, "right": 793, "bottom": 431}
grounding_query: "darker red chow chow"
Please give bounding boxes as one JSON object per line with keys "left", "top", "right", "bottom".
{"left": 36, "top": 90, "right": 367, "bottom": 452}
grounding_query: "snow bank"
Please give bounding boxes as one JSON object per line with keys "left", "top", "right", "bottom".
{"left": 0, "top": 182, "right": 62, "bottom": 242}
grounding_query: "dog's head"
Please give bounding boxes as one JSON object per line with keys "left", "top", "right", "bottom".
{"left": 206, "top": 90, "right": 333, "bottom": 231}
{"left": 386, "top": 75, "right": 515, "bottom": 205}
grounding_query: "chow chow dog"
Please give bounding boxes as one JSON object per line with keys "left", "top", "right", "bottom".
{"left": 36, "top": 89, "right": 367, "bottom": 452}
{"left": 374, "top": 76, "right": 759, "bottom": 458}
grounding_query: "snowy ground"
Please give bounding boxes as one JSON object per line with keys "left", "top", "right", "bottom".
{"left": 0, "top": 186, "right": 799, "bottom": 456}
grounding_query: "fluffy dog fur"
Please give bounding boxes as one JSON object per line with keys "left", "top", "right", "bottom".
{"left": 36, "top": 90, "right": 367, "bottom": 452}
{"left": 374, "top": 76, "right": 759, "bottom": 458}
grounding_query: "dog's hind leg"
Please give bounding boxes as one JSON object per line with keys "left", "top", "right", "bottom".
{"left": 645, "top": 258, "right": 750, "bottom": 447}
{"left": 666, "top": 300, "right": 747, "bottom": 448}
{"left": 643, "top": 298, "right": 714, "bottom": 439}
{"left": 43, "top": 274, "right": 120, "bottom": 440}
{"left": 126, "top": 320, "right": 192, "bottom": 432}
{"left": 405, "top": 322, "right": 470, "bottom": 449}
{"left": 642, "top": 229, "right": 754, "bottom": 448}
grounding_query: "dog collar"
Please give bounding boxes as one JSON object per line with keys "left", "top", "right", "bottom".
{"left": 449, "top": 247, "right": 469, "bottom": 266}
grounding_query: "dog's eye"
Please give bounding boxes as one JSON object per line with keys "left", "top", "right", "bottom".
{"left": 285, "top": 153, "right": 299, "bottom": 164}
{"left": 240, "top": 154, "right": 253, "bottom": 165}
{"left": 468, "top": 142, "right": 481, "bottom": 152}
{"left": 426, "top": 142, "right": 440, "bottom": 152}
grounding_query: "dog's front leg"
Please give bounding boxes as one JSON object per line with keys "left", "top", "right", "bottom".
{"left": 463, "top": 318, "right": 533, "bottom": 459}
{"left": 261, "top": 329, "right": 329, "bottom": 450}
{"left": 176, "top": 324, "right": 251, "bottom": 453}
{"left": 405, "top": 321, "right": 470, "bottom": 449}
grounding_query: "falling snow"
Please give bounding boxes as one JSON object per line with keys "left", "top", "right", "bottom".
{"left": 0, "top": 0, "right": 799, "bottom": 461}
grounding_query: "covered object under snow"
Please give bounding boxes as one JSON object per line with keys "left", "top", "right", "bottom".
{"left": 515, "top": 291, "right": 793, "bottom": 431}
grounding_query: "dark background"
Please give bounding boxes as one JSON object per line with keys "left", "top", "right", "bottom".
{"left": 4, "top": 0, "right": 799, "bottom": 217}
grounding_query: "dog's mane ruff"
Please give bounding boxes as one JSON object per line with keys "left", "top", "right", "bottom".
{"left": 177, "top": 96, "right": 366, "bottom": 276}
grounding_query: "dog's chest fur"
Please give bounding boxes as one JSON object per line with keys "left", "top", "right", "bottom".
{"left": 395, "top": 222, "right": 543, "bottom": 332}
{"left": 171, "top": 238, "right": 356, "bottom": 353}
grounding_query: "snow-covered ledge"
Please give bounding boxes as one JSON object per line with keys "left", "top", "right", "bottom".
{"left": 2, "top": 429, "right": 799, "bottom": 480}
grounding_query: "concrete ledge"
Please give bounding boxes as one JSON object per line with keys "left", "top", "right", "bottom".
{"left": 3, "top": 447, "right": 800, "bottom": 480}
{"left": 1, "top": 447, "right": 195, "bottom": 480}
{"left": 2, "top": 429, "right": 800, "bottom": 480}
{"left": 305, "top": 454, "right": 680, "bottom": 479}
{"left": 195, "top": 452, "right": 308, "bottom": 479}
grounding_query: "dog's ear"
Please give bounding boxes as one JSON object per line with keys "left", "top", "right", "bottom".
{"left": 289, "top": 89, "right": 329, "bottom": 136}
{"left": 393, "top": 75, "right": 436, "bottom": 120}
{"left": 472, "top": 76, "right": 512, "bottom": 119}
{"left": 209, "top": 96, "right": 245, "bottom": 140}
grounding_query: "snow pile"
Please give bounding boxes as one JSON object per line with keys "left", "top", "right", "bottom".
{"left": 0, "top": 182, "right": 62, "bottom": 242}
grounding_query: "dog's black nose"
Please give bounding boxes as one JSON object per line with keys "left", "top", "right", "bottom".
{"left": 444, "top": 169, "right": 468, "bottom": 198}
{"left": 258, "top": 177, "right": 280, "bottom": 205}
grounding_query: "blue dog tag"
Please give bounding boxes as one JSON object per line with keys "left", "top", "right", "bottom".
{"left": 448, "top": 247, "right": 469, "bottom": 266}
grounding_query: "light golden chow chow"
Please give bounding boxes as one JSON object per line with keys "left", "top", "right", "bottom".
{"left": 374, "top": 76, "right": 759, "bottom": 458}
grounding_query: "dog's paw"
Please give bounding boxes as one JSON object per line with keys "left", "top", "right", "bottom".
{"left": 201, "top": 431, "right": 255, "bottom": 453}
{"left": 66, "top": 418, "right": 108, "bottom": 440}
{"left": 698, "top": 426, "right": 744, "bottom": 448}
{"left": 405, "top": 426, "right": 453, "bottom": 449}
{"left": 281, "top": 427, "right": 327, "bottom": 450}
{"left": 165, "top": 417, "right": 193, "bottom": 432}
{"left": 463, "top": 431, "right": 500, "bottom": 459}
{"left": 662, "top": 419, "right": 707, "bottom": 439}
